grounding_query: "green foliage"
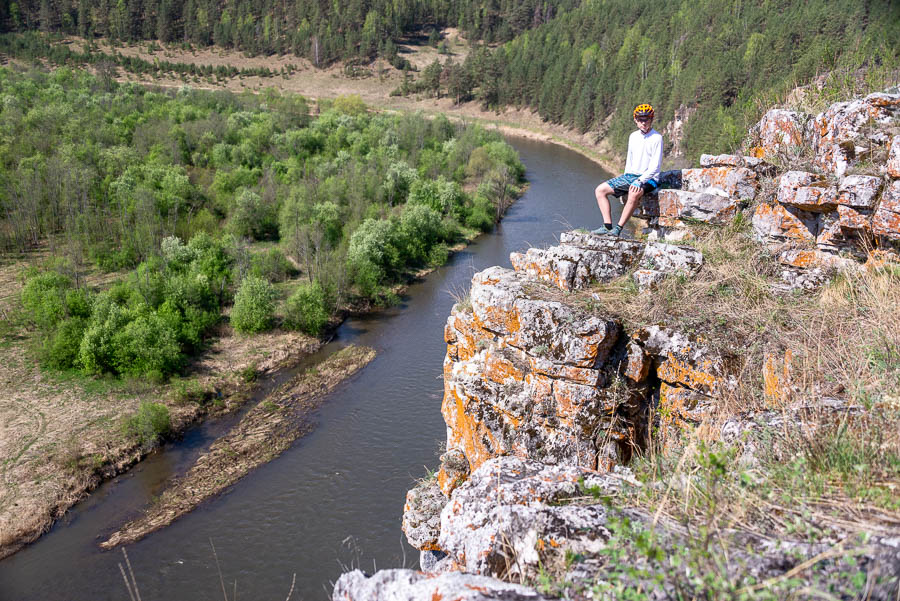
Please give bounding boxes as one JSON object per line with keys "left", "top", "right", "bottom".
{"left": 346, "top": 218, "right": 401, "bottom": 296}
{"left": 2, "top": 65, "right": 524, "bottom": 385}
{"left": 123, "top": 401, "right": 171, "bottom": 447}
{"left": 231, "top": 276, "right": 277, "bottom": 334}
{"left": 445, "top": 0, "right": 900, "bottom": 156}
{"left": 41, "top": 317, "right": 88, "bottom": 370}
{"left": 284, "top": 281, "right": 333, "bottom": 336}
{"left": 250, "top": 247, "right": 294, "bottom": 282}
{"left": 228, "top": 189, "right": 279, "bottom": 241}
{"left": 21, "top": 271, "right": 74, "bottom": 330}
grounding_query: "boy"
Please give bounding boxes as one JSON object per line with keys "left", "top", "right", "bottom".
{"left": 593, "top": 104, "right": 662, "bottom": 236}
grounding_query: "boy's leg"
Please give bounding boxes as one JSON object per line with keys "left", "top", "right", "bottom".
{"left": 618, "top": 185, "right": 644, "bottom": 227}
{"left": 594, "top": 182, "right": 614, "bottom": 224}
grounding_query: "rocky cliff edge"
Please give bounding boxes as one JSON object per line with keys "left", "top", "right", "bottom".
{"left": 335, "top": 92, "right": 900, "bottom": 600}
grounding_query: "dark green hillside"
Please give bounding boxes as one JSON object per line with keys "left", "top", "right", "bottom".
{"left": 455, "top": 0, "right": 899, "bottom": 156}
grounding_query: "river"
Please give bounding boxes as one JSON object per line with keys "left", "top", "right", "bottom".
{"left": 0, "top": 137, "right": 616, "bottom": 601}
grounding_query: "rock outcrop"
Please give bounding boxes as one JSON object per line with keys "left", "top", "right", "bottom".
{"left": 338, "top": 90, "right": 900, "bottom": 601}
{"left": 634, "top": 91, "right": 900, "bottom": 289}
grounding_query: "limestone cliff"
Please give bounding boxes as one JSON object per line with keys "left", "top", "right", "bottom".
{"left": 334, "top": 92, "right": 900, "bottom": 600}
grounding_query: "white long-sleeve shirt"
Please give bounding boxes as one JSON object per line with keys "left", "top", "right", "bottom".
{"left": 624, "top": 128, "right": 663, "bottom": 184}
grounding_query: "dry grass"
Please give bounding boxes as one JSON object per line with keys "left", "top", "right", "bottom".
{"left": 575, "top": 218, "right": 900, "bottom": 588}
{"left": 586, "top": 217, "right": 900, "bottom": 416}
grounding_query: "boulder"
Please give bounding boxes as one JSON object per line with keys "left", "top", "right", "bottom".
{"left": 510, "top": 237, "right": 645, "bottom": 292}
{"left": 510, "top": 232, "right": 702, "bottom": 293}
{"left": 776, "top": 170, "right": 822, "bottom": 204}
{"left": 888, "top": 135, "right": 900, "bottom": 178}
{"left": 872, "top": 180, "right": 900, "bottom": 242}
{"left": 699, "top": 154, "right": 773, "bottom": 175}
{"left": 750, "top": 108, "right": 807, "bottom": 157}
{"left": 838, "top": 174, "right": 883, "bottom": 208}
{"left": 332, "top": 569, "right": 549, "bottom": 601}
{"left": 811, "top": 92, "right": 900, "bottom": 176}
{"left": 640, "top": 241, "right": 704, "bottom": 274}
{"left": 401, "top": 477, "right": 445, "bottom": 551}
{"left": 837, "top": 205, "right": 872, "bottom": 233}
{"left": 656, "top": 189, "right": 739, "bottom": 226}
{"left": 438, "top": 457, "right": 628, "bottom": 580}
{"left": 632, "top": 326, "right": 734, "bottom": 397}
{"left": 681, "top": 166, "right": 758, "bottom": 200}
{"left": 632, "top": 268, "right": 665, "bottom": 291}
{"left": 752, "top": 203, "right": 818, "bottom": 243}
{"left": 781, "top": 185, "right": 838, "bottom": 213}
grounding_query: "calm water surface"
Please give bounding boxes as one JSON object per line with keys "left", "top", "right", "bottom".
{"left": 0, "top": 138, "right": 615, "bottom": 601}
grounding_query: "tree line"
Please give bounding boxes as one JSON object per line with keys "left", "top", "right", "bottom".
{"left": 4, "top": 67, "right": 524, "bottom": 380}
{"left": 0, "top": 0, "right": 576, "bottom": 64}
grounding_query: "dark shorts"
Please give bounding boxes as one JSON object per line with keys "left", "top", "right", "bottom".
{"left": 605, "top": 173, "right": 658, "bottom": 198}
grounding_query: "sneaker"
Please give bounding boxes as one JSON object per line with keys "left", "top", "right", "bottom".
{"left": 610, "top": 224, "right": 623, "bottom": 237}
{"left": 591, "top": 225, "right": 612, "bottom": 235}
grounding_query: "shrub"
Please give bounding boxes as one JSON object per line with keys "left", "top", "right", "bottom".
{"left": 250, "top": 247, "right": 294, "bottom": 282}
{"left": 228, "top": 188, "right": 279, "bottom": 241}
{"left": 284, "top": 280, "right": 332, "bottom": 335}
{"left": 398, "top": 204, "right": 447, "bottom": 265}
{"left": 109, "top": 311, "right": 182, "bottom": 379}
{"left": 123, "top": 401, "right": 171, "bottom": 447}
{"left": 21, "top": 271, "right": 73, "bottom": 330}
{"left": 42, "top": 317, "right": 88, "bottom": 370}
{"left": 465, "top": 195, "right": 495, "bottom": 232}
{"left": 346, "top": 218, "right": 401, "bottom": 295}
{"left": 231, "top": 276, "right": 277, "bottom": 334}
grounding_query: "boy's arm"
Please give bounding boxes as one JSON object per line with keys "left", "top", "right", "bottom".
{"left": 637, "top": 135, "right": 662, "bottom": 184}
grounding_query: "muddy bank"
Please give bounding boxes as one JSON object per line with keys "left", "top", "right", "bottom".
{"left": 100, "top": 344, "right": 376, "bottom": 549}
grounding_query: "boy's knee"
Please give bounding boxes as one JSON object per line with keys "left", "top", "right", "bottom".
{"left": 595, "top": 183, "right": 612, "bottom": 197}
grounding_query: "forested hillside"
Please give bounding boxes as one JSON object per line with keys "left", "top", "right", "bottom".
{"left": 1, "top": 67, "right": 523, "bottom": 380}
{"left": 0, "top": 0, "right": 576, "bottom": 63}
{"left": 457, "top": 0, "right": 900, "bottom": 156}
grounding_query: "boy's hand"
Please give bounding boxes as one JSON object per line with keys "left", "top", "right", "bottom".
{"left": 629, "top": 182, "right": 642, "bottom": 194}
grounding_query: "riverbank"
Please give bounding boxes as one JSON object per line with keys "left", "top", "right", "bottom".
{"left": 100, "top": 344, "right": 376, "bottom": 549}
{"left": 0, "top": 262, "right": 323, "bottom": 560}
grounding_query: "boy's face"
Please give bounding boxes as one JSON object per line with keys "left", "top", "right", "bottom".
{"left": 634, "top": 115, "right": 653, "bottom": 133}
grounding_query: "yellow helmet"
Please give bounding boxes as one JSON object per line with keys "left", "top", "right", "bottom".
{"left": 633, "top": 104, "right": 654, "bottom": 119}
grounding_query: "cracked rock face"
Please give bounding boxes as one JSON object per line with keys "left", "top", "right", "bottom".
{"left": 401, "top": 477, "right": 445, "bottom": 551}
{"left": 509, "top": 232, "right": 702, "bottom": 292}
{"left": 811, "top": 92, "right": 900, "bottom": 177}
{"left": 438, "top": 457, "right": 627, "bottom": 580}
{"left": 332, "top": 569, "right": 550, "bottom": 601}
{"left": 751, "top": 108, "right": 808, "bottom": 157}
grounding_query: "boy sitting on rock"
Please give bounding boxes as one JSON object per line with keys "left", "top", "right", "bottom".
{"left": 593, "top": 104, "right": 662, "bottom": 236}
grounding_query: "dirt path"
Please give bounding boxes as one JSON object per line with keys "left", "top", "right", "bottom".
{"left": 100, "top": 344, "right": 376, "bottom": 549}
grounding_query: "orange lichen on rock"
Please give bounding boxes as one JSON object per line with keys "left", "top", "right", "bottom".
{"left": 483, "top": 347, "right": 526, "bottom": 385}
{"left": 623, "top": 342, "right": 650, "bottom": 382}
{"left": 763, "top": 349, "right": 793, "bottom": 407}
{"left": 837, "top": 205, "right": 871, "bottom": 232}
{"left": 752, "top": 203, "right": 818, "bottom": 242}
{"left": 441, "top": 383, "right": 496, "bottom": 472}
{"left": 656, "top": 353, "right": 720, "bottom": 396}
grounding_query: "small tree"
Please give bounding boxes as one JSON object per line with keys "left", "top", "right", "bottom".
{"left": 231, "top": 276, "right": 277, "bottom": 334}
